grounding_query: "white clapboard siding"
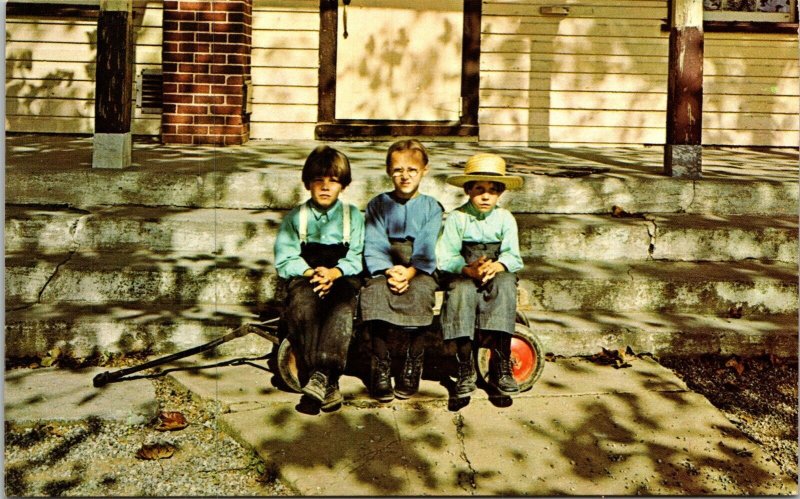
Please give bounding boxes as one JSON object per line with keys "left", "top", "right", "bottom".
{"left": 250, "top": 0, "right": 320, "bottom": 140}
{"left": 5, "top": 4, "right": 163, "bottom": 135}
{"left": 479, "top": 0, "right": 799, "bottom": 146}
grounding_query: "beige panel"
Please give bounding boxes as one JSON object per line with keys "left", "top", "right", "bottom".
{"left": 250, "top": 104, "right": 317, "bottom": 123}
{"left": 252, "top": 11, "right": 319, "bottom": 30}
{"left": 252, "top": 0, "right": 318, "bottom": 10}
{"left": 252, "top": 31, "right": 318, "bottom": 50}
{"left": 250, "top": 122, "right": 316, "bottom": 140}
{"left": 483, "top": 3, "right": 665, "bottom": 19}
{"left": 478, "top": 123, "right": 666, "bottom": 145}
{"left": 6, "top": 98, "right": 93, "bottom": 117}
{"left": 335, "top": 0, "right": 463, "bottom": 121}
{"left": 251, "top": 67, "right": 317, "bottom": 87}
{"left": 251, "top": 86, "right": 318, "bottom": 105}
{"left": 251, "top": 48, "right": 317, "bottom": 68}
{"left": 6, "top": 115, "right": 94, "bottom": 133}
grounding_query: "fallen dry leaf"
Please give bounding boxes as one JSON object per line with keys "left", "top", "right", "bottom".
{"left": 725, "top": 357, "right": 745, "bottom": 376}
{"left": 155, "top": 411, "right": 188, "bottom": 432}
{"left": 135, "top": 442, "right": 176, "bottom": 460}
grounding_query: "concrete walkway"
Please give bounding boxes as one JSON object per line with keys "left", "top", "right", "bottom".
{"left": 7, "top": 357, "right": 795, "bottom": 495}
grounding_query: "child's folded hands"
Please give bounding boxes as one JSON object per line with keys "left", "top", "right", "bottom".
{"left": 310, "top": 266, "right": 342, "bottom": 297}
{"left": 386, "top": 265, "right": 416, "bottom": 294}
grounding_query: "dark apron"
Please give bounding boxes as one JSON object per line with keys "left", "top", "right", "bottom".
{"left": 360, "top": 240, "right": 438, "bottom": 327}
{"left": 283, "top": 242, "right": 361, "bottom": 372}
{"left": 440, "top": 242, "right": 517, "bottom": 340}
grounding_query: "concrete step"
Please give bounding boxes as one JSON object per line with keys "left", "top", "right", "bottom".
{"left": 516, "top": 259, "right": 797, "bottom": 315}
{"left": 7, "top": 152, "right": 797, "bottom": 215}
{"left": 7, "top": 255, "right": 796, "bottom": 316}
{"left": 6, "top": 253, "right": 280, "bottom": 308}
{"left": 5, "top": 303, "right": 276, "bottom": 359}
{"left": 523, "top": 310, "right": 798, "bottom": 357}
{"left": 5, "top": 303, "right": 797, "bottom": 359}
{"left": 6, "top": 206, "right": 797, "bottom": 263}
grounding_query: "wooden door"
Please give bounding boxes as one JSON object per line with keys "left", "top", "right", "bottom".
{"left": 316, "top": 0, "right": 480, "bottom": 139}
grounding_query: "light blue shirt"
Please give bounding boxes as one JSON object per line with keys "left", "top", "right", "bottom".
{"left": 436, "top": 201, "right": 523, "bottom": 274}
{"left": 364, "top": 193, "right": 443, "bottom": 275}
{"left": 274, "top": 199, "right": 365, "bottom": 279}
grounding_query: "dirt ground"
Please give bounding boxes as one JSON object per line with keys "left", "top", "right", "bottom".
{"left": 659, "top": 354, "right": 798, "bottom": 482}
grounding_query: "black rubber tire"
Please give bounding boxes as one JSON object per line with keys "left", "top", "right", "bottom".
{"left": 276, "top": 337, "right": 302, "bottom": 393}
{"left": 476, "top": 323, "right": 545, "bottom": 393}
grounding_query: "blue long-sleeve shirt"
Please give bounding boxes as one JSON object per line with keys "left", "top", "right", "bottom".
{"left": 436, "top": 201, "right": 523, "bottom": 274}
{"left": 274, "top": 199, "right": 365, "bottom": 279}
{"left": 364, "top": 192, "right": 443, "bottom": 276}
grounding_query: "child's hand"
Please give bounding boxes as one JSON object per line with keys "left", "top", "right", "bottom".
{"left": 462, "top": 256, "right": 487, "bottom": 283}
{"left": 386, "top": 265, "right": 416, "bottom": 294}
{"left": 478, "top": 260, "right": 505, "bottom": 284}
{"left": 310, "top": 266, "right": 342, "bottom": 297}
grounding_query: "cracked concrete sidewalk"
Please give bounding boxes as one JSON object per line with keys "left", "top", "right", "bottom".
{"left": 164, "top": 356, "right": 795, "bottom": 495}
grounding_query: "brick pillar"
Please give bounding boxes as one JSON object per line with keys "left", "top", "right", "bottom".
{"left": 162, "top": 0, "right": 252, "bottom": 146}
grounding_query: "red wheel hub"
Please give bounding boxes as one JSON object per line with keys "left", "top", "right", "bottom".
{"left": 510, "top": 337, "right": 535, "bottom": 382}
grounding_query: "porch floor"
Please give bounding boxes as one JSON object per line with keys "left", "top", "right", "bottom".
{"left": 5, "top": 134, "right": 797, "bottom": 182}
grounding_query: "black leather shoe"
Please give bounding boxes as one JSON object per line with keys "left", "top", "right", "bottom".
{"left": 395, "top": 350, "right": 424, "bottom": 399}
{"left": 490, "top": 349, "right": 520, "bottom": 396}
{"left": 371, "top": 355, "right": 394, "bottom": 402}
{"left": 302, "top": 370, "right": 328, "bottom": 403}
{"left": 454, "top": 354, "right": 477, "bottom": 398}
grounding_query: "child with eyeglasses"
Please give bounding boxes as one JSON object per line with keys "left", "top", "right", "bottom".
{"left": 359, "top": 139, "right": 444, "bottom": 402}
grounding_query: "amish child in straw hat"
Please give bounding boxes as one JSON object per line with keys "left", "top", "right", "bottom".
{"left": 360, "top": 139, "right": 443, "bottom": 402}
{"left": 435, "top": 153, "right": 524, "bottom": 399}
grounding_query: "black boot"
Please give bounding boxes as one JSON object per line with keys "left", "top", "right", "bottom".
{"left": 371, "top": 354, "right": 394, "bottom": 402}
{"left": 321, "top": 374, "right": 343, "bottom": 412}
{"left": 395, "top": 349, "right": 424, "bottom": 399}
{"left": 454, "top": 354, "right": 477, "bottom": 398}
{"left": 302, "top": 369, "right": 329, "bottom": 403}
{"left": 490, "top": 336, "right": 520, "bottom": 396}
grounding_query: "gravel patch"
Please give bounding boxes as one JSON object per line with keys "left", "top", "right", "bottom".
{"left": 4, "top": 375, "right": 292, "bottom": 496}
{"left": 659, "top": 354, "right": 798, "bottom": 482}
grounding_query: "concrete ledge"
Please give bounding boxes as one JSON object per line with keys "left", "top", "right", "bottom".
{"left": 6, "top": 257, "right": 796, "bottom": 315}
{"left": 6, "top": 207, "right": 797, "bottom": 263}
{"left": 525, "top": 310, "right": 798, "bottom": 356}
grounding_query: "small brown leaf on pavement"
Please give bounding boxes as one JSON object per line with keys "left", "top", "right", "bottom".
{"left": 135, "top": 442, "right": 176, "bottom": 460}
{"left": 725, "top": 358, "right": 745, "bottom": 376}
{"left": 155, "top": 411, "right": 188, "bottom": 431}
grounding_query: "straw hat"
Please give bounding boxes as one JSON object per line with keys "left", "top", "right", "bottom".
{"left": 446, "top": 153, "right": 523, "bottom": 190}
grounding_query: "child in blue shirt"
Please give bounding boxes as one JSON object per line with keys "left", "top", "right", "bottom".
{"left": 274, "top": 145, "right": 365, "bottom": 411}
{"left": 436, "top": 153, "right": 524, "bottom": 399}
{"left": 360, "top": 139, "right": 443, "bottom": 402}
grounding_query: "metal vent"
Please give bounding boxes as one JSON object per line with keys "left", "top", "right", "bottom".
{"left": 136, "top": 68, "right": 163, "bottom": 114}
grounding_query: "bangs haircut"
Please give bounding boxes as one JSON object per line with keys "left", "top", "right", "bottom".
{"left": 302, "top": 145, "right": 352, "bottom": 187}
{"left": 463, "top": 180, "right": 506, "bottom": 194}
{"left": 385, "top": 139, "right": 429, "bottom": 168}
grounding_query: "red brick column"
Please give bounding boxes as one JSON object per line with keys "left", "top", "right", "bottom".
{"left": 162, "top": 0, "right": 252, "bottom": 145}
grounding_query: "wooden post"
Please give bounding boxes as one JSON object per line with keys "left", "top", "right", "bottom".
{"left": 664, "top": 0, "right": 703, "bottom": 178}
{"left": 93, "top": 0, "right": 133, "bottom": 169}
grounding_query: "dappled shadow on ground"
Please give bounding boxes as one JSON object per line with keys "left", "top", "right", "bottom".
{"left": 240, "top": 358, "right": 794, "bottom": 495}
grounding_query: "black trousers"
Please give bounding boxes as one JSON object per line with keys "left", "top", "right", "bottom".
{"left": 284, "top": 275, "right": 361, "bottom": 373}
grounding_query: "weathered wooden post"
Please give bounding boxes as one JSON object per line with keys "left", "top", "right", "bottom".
{"left": 664, "top": 0, "right": 703, "bottom": 178}
{"left": 93, "top": 0, "right": 134, "bottom": 169}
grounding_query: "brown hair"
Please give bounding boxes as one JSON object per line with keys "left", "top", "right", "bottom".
{"left": 463, "top": 180, "right": 507, "bottom": 194}
{"left": 385, "top": 139, "right": 429, "bottom": 169}
{"left": 301, "top": 145, "right": 352, "bottom": 188}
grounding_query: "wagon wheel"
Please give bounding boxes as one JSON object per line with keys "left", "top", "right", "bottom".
{"left": 276, "top": 337, "right": 303, "bottom": 393}
{"left": 476, "top": 323, "right": 545, "bottom": 393}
